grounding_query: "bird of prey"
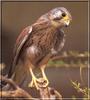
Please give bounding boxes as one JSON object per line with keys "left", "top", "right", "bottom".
{"left": 8, "top": 7, "right": 72, "bottom": 90}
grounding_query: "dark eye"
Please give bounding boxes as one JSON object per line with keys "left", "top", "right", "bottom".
{"left": 62, "top": 13, "right": 66, "bottom": 17}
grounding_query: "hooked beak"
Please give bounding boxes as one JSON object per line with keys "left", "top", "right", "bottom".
{"left": 63, "top": 15, "right": 72, "bottom": 27}
{"left": 64, "top": 20, "right": 70, "bottom": 26}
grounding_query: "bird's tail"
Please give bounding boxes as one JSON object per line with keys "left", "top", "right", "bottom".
{"left": 10, "top": 61, "right": 31, "bottom": 87}
{"left": 2, "top": 61, "right": 31, "bottom": 90}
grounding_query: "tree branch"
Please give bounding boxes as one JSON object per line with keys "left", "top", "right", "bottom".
{"left": 0, "top": 75, "right": 62, "bottom": 100}
{"left": 0, "top": 75, "right": 32, "bottom": 99}
{"left": 36, "top": 78, "right": 62, "bottom": 100}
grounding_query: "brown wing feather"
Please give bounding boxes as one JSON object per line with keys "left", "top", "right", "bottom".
{"left": 8, "top": 26, "right": 32, "bottom": 77}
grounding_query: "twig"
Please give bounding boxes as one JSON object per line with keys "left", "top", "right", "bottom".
{"left": 0, "top": 75, "right": 32, "bottom": 99}
{"left": 51, "top": 55, "right": 88, "bottom": 61}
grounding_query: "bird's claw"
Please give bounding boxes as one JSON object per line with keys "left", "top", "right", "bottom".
{"left": 36, "top": 78, "right": 49, "bottom": 88}
{"left": 28, "top": 77, "right": 40, "bottom": 90}
{"left": 28, "top": 77, "right": 49, "bottom": 90}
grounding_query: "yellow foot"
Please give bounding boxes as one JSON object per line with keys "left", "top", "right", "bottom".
{"left": 28, "top": 77, "right": 40, "bottom": 90}
{"left": 45, "top": 79, "right": 49, "bottom": 87}
{"left": 39, "top": 78, "right": 49, "bottom": 88}
{"left": 28, "top": 78, "right": 49, "bottom": 90}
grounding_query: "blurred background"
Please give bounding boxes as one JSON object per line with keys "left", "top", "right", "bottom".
{"left": 1, "top": 1, "right": 89, "bottom": 99}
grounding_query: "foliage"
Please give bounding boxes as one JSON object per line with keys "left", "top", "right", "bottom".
{"left": 47, "top": 51, "right": 89, "bottom": 68}
{"left": 71, "top": 80, "right": 90, "bottom": 100}
{"left": 48, "top": 51, "right": 90, "bottom": 99}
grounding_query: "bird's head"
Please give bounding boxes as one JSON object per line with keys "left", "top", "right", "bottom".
{"left": 48, "top": 7, "right": 72, "bottom": 28}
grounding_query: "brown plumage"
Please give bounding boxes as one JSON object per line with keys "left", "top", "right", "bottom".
{"left": 8, "top": 7, "right": 72, "bottom": 89}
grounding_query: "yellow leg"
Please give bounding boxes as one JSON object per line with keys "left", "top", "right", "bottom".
{"left": 41, "top": 66, "right": 49, "bottom": 86}
{"left": 28, "top": 68, "right": 39, "bottom": 90}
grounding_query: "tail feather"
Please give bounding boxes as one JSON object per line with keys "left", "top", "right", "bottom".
{"left": 2, "top": 59, "right": 31, "bottom": 89}
{"left": 11, "top": 61, "right": 31, "bottom": 87}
